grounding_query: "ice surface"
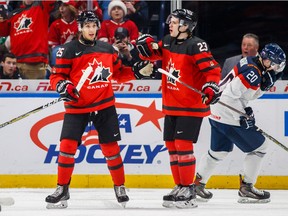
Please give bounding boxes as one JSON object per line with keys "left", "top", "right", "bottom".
{"left": 0, "top": 188, "right": 287, "bottom": 216}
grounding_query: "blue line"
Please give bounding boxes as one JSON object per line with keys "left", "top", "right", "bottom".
{"left": 0, "top": 93, "right": 163, "bottom": 98}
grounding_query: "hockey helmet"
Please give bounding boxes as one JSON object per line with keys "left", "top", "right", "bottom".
{"left": 166, "top": 9, "right": 197, "bottom": 32}
{"left": 77, "top": 10, "right": 101, "bottom": 29}
{"left": 260, "top": 43, "right": 286, "bottom": 72}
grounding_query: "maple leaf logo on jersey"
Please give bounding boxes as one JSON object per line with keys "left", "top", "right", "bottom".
{"left": 166, "top": 59, "right": 180, "bottom": 86}
{"left": 14, "top": 14, "right": 33, "bottom": 32}
{"left": 61, "top": 29, "right": 76, "bottom": 44}
{"left": 84, "top": 59, "right": 112, "bottom": 84}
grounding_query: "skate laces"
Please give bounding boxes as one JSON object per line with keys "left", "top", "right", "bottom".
{"left": 168, "top": 185, "right": 182, "bottom": 196}
{"left": 177, "top": 185, "right": 194, "bottom": 198}
{"left": 115, "top": 185, "right": 127, "bottom": 197}
{"left": 51, "top": 185, "right": 64, "bottom": 197}
{"left": 250, "top": 185, "right": 264, "bottom": 196}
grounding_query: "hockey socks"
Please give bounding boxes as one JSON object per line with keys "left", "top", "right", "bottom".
{"left": 100, "top": 142, "right": 125, "bottom": 186}
{"left": 175, "top": 139, "right": 196, "bottom": 186}
{"left": 57, "top": 139, "right": 78, "bottom": 185}
{"left": 165, "top": 141, "right": 180, "bottom": 185}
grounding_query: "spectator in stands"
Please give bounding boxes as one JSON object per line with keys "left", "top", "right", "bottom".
{"left": 97, "top": 0, "right": 139, "bottom": 45}
{"left": 221, "top": 33, "right": 259, "bottom": 79}
{"left": 123, "top": 0, "right": 149, "bottom": 34}
{"left": 0, "top": 0, "right": 56, "bottom": 79}
{"left": 48, "top": 1, "right": 78, "bottom": 68}
{"left": 0, "top": 52, "right": 22, "bottom": 79}
{"left": 75, "top": 0, "right": 103, "bottom": 21}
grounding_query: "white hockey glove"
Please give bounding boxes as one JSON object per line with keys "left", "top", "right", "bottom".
{"left": 133, "top": 61, "right": 153, "bottom": 79}
{"left": 56, "top": 80, "right": 80, "bottom": 102}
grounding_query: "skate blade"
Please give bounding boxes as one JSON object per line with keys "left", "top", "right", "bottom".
{"left": 46, "top": 200, "right": 68, "bottom": 209}
{"left": 0, "top": 197, "right": 15, "bottom": 206}
{"left": 238, "top": 197, "right": 271, "bottom": 204}
{"left": 120, "top": 201, "right": 128, "bottom": 208}
{"left": 175, "top": 200, "right": 198, "bottom": 209}
{"left": 162, "top": 200, "right": 175, "bottom": 208}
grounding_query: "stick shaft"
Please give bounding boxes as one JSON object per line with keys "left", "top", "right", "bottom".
{"left": 0, "top": 66, "right": 91, "bottom": 129}
{"left": 0, "top": 98, "right": 61, "bottom": 129}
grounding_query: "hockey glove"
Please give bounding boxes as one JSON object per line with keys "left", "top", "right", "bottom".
{"left": 260, "top": 70, "right": 276, "bottom": 91}
{"left": 56, "top": 80, "right": 80, "bottom": 102}
{"left": 201, "top": 82, "right": 220, "bottom": 105}
{"left": 239, "top": 107, "right": 256, "bottom": 130}
{"left": 133, "top": 60, "right": 153, "bottom": 79}
{"left": 136, "top": 34, "right": 160, "bottom": 58}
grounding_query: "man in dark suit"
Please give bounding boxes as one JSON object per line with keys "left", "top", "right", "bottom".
{"left": 221, "top": 33, "right": 259, "bottom": 79}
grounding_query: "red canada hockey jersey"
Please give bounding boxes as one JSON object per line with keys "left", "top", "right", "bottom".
{"left": 0, "top": 1, "right": 55, "bottom": 63}
{"left": 144, "top": 35, "right": 221, "bottom": 117}
{"left": 50, "top": 39, "right": 136, "bottom": 114}
{"left": 48, "top": 18, "right": 78, "bottom": 47}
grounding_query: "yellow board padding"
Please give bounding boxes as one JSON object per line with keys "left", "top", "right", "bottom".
{"left": 0, "top": 175, "right": 288, "bottom": 189}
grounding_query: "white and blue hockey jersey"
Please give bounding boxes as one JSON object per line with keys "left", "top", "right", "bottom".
{"left": 210, "top": 56, "right": 265, "bottom": 126}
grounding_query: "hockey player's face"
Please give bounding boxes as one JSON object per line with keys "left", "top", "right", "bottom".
{"left": 82, "top": 22, "right": 98, "bottom": 41}
{"left": 168, "top": 16, "right": 187, "bottom": 37}
{"left": 168, "top": 16, "right": 180, "bottom": 37}
{"left": 262, "top": 59, "right": 273, "bottom": 69}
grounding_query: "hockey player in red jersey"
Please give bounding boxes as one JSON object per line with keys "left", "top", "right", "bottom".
{"left": 195, "top": 43, "right": 286, "bottom": 203}
{"left": 136, "top": 9, "right": 221, "bottom": 208}
{"left": 45, "top": 10, "right": 153, "bottom": 209}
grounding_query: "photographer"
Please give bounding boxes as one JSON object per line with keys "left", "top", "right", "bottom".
{"left": 113, "top": 27, "right": 141, "bottom": 67}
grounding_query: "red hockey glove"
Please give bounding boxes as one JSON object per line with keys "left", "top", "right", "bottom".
{"left": 201, "top": 82, "right": 220, "bottom": 105}
{"left": 136, "top": 34, "right": 160, "bottom": 58}
{"left": 56, "top": 80, "right": 80, "bottom": 102}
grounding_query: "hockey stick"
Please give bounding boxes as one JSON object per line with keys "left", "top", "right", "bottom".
{"left": 0, "top": 66, "right": 93, "bottom": 129}
{"left": 0, "top": 98, "right": 62, "bottom": 129}
{"left": 158, "top": 68, "right": 288, "bottom": 152}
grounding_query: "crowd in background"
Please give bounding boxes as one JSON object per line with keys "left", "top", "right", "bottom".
{"left": 0, "top": 0, "right": 159, "bottom": 80}
{"left": 0, "top": 0, "right": 287, "bottom": 80}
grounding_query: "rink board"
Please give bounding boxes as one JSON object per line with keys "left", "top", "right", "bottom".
{"left": 0, "top": 80, "right": 288, "bottom": 189}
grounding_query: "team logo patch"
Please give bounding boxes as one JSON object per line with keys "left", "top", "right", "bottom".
{"left": 166, "top": 59, "right": 180, "bottom": 86}
{"left": 14, "top": 14, "right": 33, "bottom": 33}
{"left": 83, "top": 58, "right": 112, "bottom": 84}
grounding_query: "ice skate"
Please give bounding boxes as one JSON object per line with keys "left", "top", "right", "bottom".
{"left": 194, "top": 173, "right": 213, "bottom": 201}
{"left": 114, "top": 185, "right": 129, "bottom": 208}
{"left": 45, "top": 184, "right": 70, "bottom": 209}
{"left": 238, "top": 175, "right": 270, "bottom": 203}
{"left": 174, "top": 184, "right": 198, "bottom": 209}
{"left": 162, "top": 185, "right": 182, "bottom": 208}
